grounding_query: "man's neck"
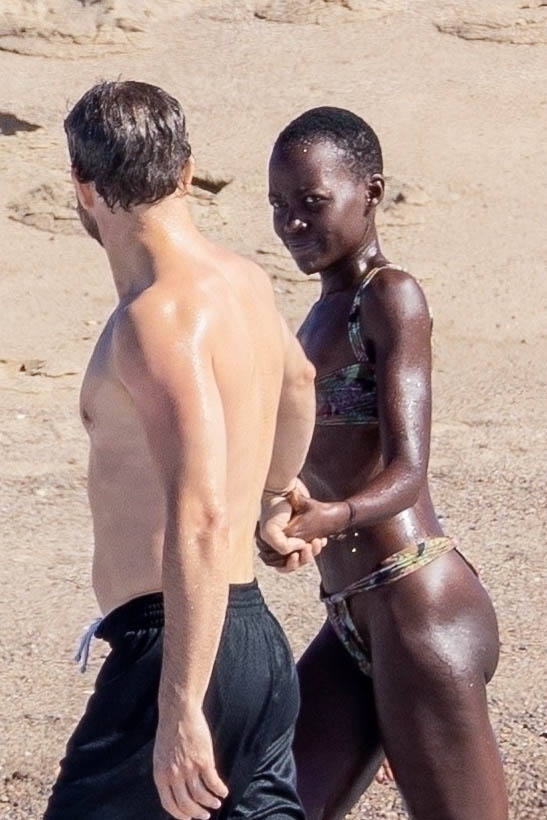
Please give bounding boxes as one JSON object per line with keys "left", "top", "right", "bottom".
{"left": 99, "top": 194, "right": 203, "bottom": 301}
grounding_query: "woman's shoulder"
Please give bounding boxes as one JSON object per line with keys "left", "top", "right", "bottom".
{"left": 368, "top": 263, "right": 414, "bottom": 286}
{"left": 362, "top": 264, "right": 431, "bottom": 329}
{"left": 363, "top": 263, "right": 425, "bottom": 302}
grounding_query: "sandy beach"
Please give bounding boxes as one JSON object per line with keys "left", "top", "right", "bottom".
{"left": 0, "top": 1, "right": 546, "bottom": 816}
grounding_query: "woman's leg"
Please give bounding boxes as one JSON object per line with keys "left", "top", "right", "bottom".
{"left": 367, "top": 553, "right": 508, "bottom": 820}
{"left": 294, "top": 619, "right": 384, "bottom": 820}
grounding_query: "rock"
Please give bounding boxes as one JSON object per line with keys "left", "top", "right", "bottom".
{"left": 435, "top": 6, "right": 547, "bottom": 46}
{"left": 0, "top": 0, "right": 153, "bottom": 57}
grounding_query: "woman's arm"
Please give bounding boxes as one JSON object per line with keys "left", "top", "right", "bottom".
{"left": 286, "top": 268, "right": 433, "bottom": 541}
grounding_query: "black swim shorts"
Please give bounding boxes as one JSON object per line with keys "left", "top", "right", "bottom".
{"left": 44, "top": 581, "right": 304, "bottom": 819}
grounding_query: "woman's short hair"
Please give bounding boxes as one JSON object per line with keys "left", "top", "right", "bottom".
{"left": 273, "top": 106, "right": 383, "bottom": 177}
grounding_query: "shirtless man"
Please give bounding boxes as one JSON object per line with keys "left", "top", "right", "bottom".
{"left": 44, "top": 80, "right": 319, "bottom": 820}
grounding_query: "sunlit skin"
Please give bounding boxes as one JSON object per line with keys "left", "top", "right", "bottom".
{"left": 71, "top": 164, "right": 317, "bottom": 820}
{"left": 262, "top": 136, "right": 508, "bottom": 820}
{"left": 268, "top": 140, "right": 442, "bottom": 584}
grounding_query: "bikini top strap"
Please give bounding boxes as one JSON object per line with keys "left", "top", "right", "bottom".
{"left": 348, "top": 265, "right": 405, "bottom": 361}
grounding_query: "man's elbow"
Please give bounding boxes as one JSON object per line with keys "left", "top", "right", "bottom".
{"left": 205, "top": 504, "right": 229, "bottom": 538}
{"left": 282, "top": 355, "right": 315, "bottom": 396}
{"left": 296, "top": 357, "right": 315, "bottom": 391}
{"left": 189, "top": 502, "right": 229, "bottom": 547}
{"left": 295, "top": 358, "right": 316, "bottom": 411}
{"left": 303, "top": 357, "right": 316, "bottom": 384}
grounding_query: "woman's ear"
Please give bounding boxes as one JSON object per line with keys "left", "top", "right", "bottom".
{"left": 367, "top": 173, "right": 385, "bottom": 209}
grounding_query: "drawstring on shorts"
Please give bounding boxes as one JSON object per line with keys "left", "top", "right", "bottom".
{"left": 74, "top": 617, "right": 103, "bottom": 673}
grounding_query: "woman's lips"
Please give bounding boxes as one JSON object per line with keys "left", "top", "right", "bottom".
{"left": 284, "top": 239, "right": 317, "bottom": 256}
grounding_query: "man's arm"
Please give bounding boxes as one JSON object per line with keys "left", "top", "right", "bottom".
{"left": 114, "top": 294, "right": 229, "bottom": 820}
{"left": 259, "top": 317, "right": 322, "bottom": 562}
{"left": 265, "top": 317, "right": 316, "bottom": 492}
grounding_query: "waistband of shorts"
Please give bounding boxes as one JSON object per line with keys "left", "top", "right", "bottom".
{"left": 96, "top": 580, "right": 263, "bottom": 642}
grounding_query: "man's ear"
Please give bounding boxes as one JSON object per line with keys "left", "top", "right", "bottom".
{"left": 180, "top": 154, "right": 195, "bottom": 191}
{"left": 367, "top": 173, "right": 385, "bottom": 209}
{"left": 71, "top": 172, "right": 95, "bottom": 210}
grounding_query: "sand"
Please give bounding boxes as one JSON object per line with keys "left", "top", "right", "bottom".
{"left": 0, "top": 1, "right": 546, "bottom": 817}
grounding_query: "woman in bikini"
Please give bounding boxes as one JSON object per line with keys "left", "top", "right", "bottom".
{"left": 263, "top": 107, "right": 507, "bottom": 819}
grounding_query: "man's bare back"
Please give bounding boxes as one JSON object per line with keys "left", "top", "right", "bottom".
{"left": 83, "top": 246, "right": 289, "bottom": 615}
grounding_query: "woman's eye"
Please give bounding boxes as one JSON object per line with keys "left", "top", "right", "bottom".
{"left": 303, "top": 195, "right": 322, "bottom": 206}
{"left": 269, "top": 199, "right": 284, "bottom": 211}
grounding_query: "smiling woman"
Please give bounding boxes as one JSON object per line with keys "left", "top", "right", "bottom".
{"left": 262, "top": 107, "right": 509, "bottom": 820}
{"left": 268, "top": 108, "right": 382, "bottom": 279}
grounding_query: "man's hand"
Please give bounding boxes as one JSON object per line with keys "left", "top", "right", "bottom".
{"left": 153, "top": 705, "right": 228, "bottom": 820}
{"left": 260, "top": 495, "right": 322, "bottom": 557}
{"left": 256, "top": 526, "right": 324, "bottom": 573}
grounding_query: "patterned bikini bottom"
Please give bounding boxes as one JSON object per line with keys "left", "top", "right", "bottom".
{"left": 321, "top": 536, "right": 458, "bottom": 676}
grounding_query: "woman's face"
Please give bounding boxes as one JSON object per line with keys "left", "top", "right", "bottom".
{"left": 268, "top": 138, "right": 371, "bottom": 275}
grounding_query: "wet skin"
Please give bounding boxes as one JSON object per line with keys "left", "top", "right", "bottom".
{"left": 269, "top": 139, "right": 443, "bottom": 592}
{"left": 267, "top": 138, "right": 507, "bottom": 820}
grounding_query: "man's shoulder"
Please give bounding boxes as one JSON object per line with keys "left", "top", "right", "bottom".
{"left": 110, "top": 286, "right": 203, "bottom": 367}
{"left": 213, "top": 243, "right": 272, "bottom": 286}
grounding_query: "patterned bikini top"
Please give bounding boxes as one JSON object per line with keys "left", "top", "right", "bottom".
{"left": 315, "top": 266, "right": 404, "bottom": 427}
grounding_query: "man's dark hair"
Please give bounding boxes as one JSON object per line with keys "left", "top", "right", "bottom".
{"left": 272, "top": 106, "right": 383, "bottom": 177}
{"left": 64, "top": 80, "right": 192, "bottom": 210}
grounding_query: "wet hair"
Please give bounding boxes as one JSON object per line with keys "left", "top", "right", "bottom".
{"left": 64, "top": 80, "right": 192, "bottom": 210}
{"left": 272, "top": 106, "right": 383, "bottom": 177}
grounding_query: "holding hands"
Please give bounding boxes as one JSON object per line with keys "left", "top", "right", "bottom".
{"left": 259, "top": 479, "right": 350, "bottom": 572}
{"left": 285, "top": 490, "right": 353, "bottom": 543}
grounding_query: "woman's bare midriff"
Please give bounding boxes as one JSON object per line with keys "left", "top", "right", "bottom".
{"left": 303, "top": 426, "right": 444, "bottom": 594}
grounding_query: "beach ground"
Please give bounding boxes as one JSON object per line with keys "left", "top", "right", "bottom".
{"left": 0, "top": 2, "right": 546, "bottom": 816}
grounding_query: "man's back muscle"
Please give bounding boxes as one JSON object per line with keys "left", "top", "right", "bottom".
{"left": 82, "top": 252, "right": 286, "bottom": 614}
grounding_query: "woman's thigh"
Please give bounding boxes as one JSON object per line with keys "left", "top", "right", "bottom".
{"left": 366, "top": 553, "right": 507, "bottom": 819}
{"left": 294, "top": 619, "right": 384, "bottom": 820}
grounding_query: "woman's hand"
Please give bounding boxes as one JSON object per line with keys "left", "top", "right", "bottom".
{"left": 257, "top": 479, "right": 327, "bottom": 572}
{"left": 284, "top": 489, "right": 351, "bottom": 542}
